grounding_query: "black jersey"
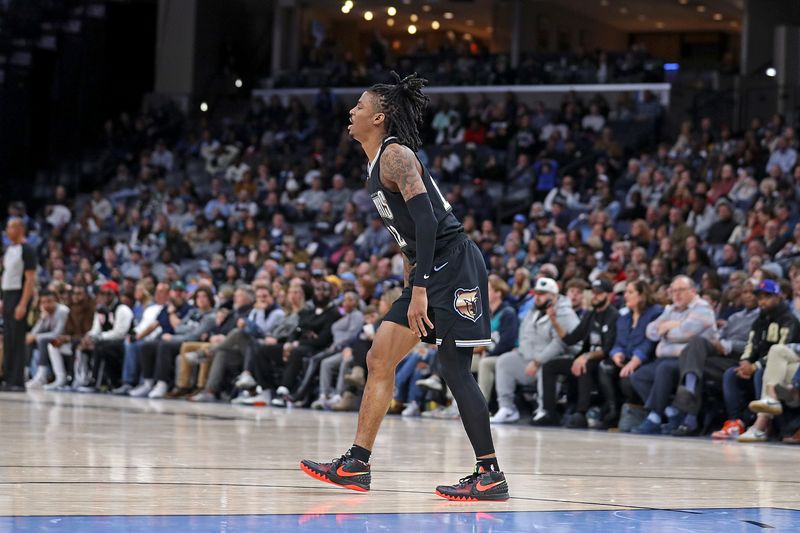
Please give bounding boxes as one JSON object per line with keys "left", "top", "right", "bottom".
{"left": 367, "top": 137, "right": 463, "bottom": 264}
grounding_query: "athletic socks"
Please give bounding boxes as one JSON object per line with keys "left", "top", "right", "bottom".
{"left": 664, "top": 406, "right": 680, "bottom": 418}
{"left": 347, "top": 444, "right": 371, "bottom": 463}
{"left": 647, "top": 411, "right": 662, "bottom": 424}
{"left": 685, "top": 373, "right": 698, "bottom": 394}
{"left": 476, "top": 457, "right": 500, "bottom": 473}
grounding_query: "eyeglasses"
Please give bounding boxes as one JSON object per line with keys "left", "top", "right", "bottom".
{"left": 668, "top": 287, "right": 691, "bottom": 294}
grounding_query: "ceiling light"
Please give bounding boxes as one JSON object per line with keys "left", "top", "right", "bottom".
{"left": 431, "top": 20, "right": 440, "bottom": 30}
{"left": 443, "top": 12, "right": 454, "bottom": 19}
{"left": 344, "top": 0, "right": 353, "bottom": 8}
{"left": 341, "top": 4, "right": 351, "bottom": 13}
{"left": 410, "top": 13, "right": 418, "bottom": 22}
{"left": 766, "top": 67, "right": 777, "bottom": 77}
{"left": 234, "top": 78, "right": 243, "bottom": 88}
{"left": 364, "top": 11, "right": 373, "bottom": 20}
{"left": 463, "top": 33, "right": 473, "bottom": 41}
{"left": 713, "top": 13, "right": 723, "bottom": 21}
{"left": 407, "top": 24, "right": 417, "bottom": 34}
{"left": 200, "top": 102, "right": 208, "bottom": 112}
{"left": 387, "top": 17, "right": 395, "bottom": 26}
{"left": 619, "top": 7, "right": 628, "bottom": 14}
{"left": 422, "top": 5, "right": 431, "bottom": 12}
{"left": 387, "top": 6, "right": 397, "bottom": 16}
{"left": 696, "top": 5, "right": 706, "bottom": 12}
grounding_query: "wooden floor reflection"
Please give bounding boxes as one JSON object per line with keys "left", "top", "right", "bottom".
{"left": 1, "top": 391, "right": 798, "bottom": 517}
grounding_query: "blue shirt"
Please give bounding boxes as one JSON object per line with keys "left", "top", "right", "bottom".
{"left": 611, "top": 304, "right": 664, "bottom": 362}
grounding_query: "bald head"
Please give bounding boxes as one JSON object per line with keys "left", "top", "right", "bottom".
{"left": 6, "top": 217, "right": 25, "bottom": 243}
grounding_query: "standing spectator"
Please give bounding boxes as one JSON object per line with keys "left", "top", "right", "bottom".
{"left": 1, "top": 218, "right": 37, "bottom": 390}
{"left": 631, "top": 276, "right": 717, "bottom": 434}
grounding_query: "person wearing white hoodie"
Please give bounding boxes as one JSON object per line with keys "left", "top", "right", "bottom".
{"left": 490, "top": 278, "right": 580, "bottom": 424}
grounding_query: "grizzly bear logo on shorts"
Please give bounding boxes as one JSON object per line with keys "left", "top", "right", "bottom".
{"left": 453, "top": 287, "right": 482, "bottom": 322}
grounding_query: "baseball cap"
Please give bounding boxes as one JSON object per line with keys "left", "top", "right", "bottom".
{"left": 339, "top": 272, "right": 357, "bottom": 283}
{"left": 513, "top": 214, "right": 527, "bottom": 223}
{"left": 753, "top": 279, "right": 781, "bottom": 295}
{"left": 171, "top": 280, "right": 187, "bottom": 291}
{"left": 591, "top": 278, "right": 613, "bottom": 293}
{"left": 100, "top": 280, "right": 120, "bottom": 294}
{"left": 533, "top": 277, "right": 559, "bottom": 295}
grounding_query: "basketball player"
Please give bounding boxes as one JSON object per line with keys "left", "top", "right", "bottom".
{"left": 300, "top": 73, "right": 508, "bottom": 501}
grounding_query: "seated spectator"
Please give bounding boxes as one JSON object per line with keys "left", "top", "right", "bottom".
{"left": 630, "top": 275, "right": 717, "bottom": 435}
{"left": 44, "top": 284, "right": 95, "bottom": 390}
{"left": 77, "top": 281, "right": 134, "bottom": 390}
{"left": 711, "top": 279, "right": 800, "bottom": 442}
{"left": 490, "top": 277, "right": 580, "bottom": 424}
{"left": 537, "top": 278, "right": 618, "bottom": 428}
{"left": 391, "top": 343, "right": 436, "bottom": 417}
{"left": 668, "top": 282, "right": 759, "bottom": 437}
{"left": 24, "top": 290, "right": 70, "bottom": 388}
{"left": 742, "top": 342, "right": 800, "bottom": 442}
{"left": 473, "top": 275, "right": 519, "bottom": 401}
{"left": 599, "top": 280, "right": 663, "bottom": 430}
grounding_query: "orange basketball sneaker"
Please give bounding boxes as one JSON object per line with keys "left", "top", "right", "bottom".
{"left": 435, "top": 466, "right": 510, "bottom": 502}
{"left": 300, "top": 454, "right": 371, "bottom": 492}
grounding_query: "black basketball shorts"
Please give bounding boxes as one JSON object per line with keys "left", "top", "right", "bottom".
{"left": 383, "top": 234, "right": 492, "bottom": 349}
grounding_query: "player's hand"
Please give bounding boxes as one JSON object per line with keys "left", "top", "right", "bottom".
{"left": 408, "top": 286, "right": 434, "bottom": 338}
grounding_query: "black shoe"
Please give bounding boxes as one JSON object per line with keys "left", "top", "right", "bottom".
{"left": 530, "top": 412, "right": 560, "bottom": 427}
{"left": 300, "top": 454, "right": 371, "bottom": 492}
{"left": 0, "top": 384, "right": 25, "bottom": 392}
{"left": 775, "top": 384, "right": 800, "bottom": 408}
{"left": 671, "top": 424, "right": 700, "bottom": 437}
{"left": 435, "top": 467, "right": 510, "bottom": 501}
{"left": 565, "top": 412, "right": 588, "bottom": 429}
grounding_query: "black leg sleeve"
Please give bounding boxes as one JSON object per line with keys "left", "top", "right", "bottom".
{"left": 437, "top": 336, "right": 495, "bottom": 458}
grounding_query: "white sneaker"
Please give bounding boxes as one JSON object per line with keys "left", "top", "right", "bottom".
{"left": 241, "top": 390, "right": 271, "bottom": 406}
{"left": 415, "top": 375, "right": 443, "bottom": 392}
{"left": 276, "top": 386, "right": 290, "bottom": 397}
{"left": 189, "top": 391, "right": 216, "bottom": 403}
{"left": 737, "top": 426, "right": 768, "bottom": 443}
{"left": 324, "top": 394, "right": 341, "bottom": 410}
{"left": 748, "top": 398, "right": 783, "bottom": 416}
{"left": 401, "top": 401, "right": 420, "bottom": 417}
{"left": 433, "top": 403, "right": 460, "bottom": 419}
{"left": 148, "top": 381, "right": 168, "bottom": 399}
{"left": 25, "top": 377, "right": 46, "bottom": 389}
{"left": 310, "top": 395, "right": 328, "bottom": 410}
{"left": 43, "top": 378, "right": 66, "bottom": 391}
{"left": 234, "top": 372, "right": 256, "bottom": 389}
{"left": 231, "top": 390, "right": 253, "bottom": 405}
{"left": 490, "top": 407, "right": 520, "bottom": 424}
{"left": 129, "top": 382, "right": 154, "bottom": 398}
{"left": 422, "top": 406, "right": 445, "bottom": 418}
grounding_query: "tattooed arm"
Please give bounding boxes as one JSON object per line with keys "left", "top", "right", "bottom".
{"left": 380, "top": 143, "right": 436, "bottom": 337}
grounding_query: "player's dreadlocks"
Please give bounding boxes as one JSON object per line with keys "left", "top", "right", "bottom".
{"left": 368, "top": 71, "right": 429, "bottom": 152}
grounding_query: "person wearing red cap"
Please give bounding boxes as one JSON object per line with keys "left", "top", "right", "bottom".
{"left": 74, "top": 281, "right": 134, "bottom": 390}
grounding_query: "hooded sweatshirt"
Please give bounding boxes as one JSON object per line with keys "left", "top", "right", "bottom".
{"left": 518, "top": 295, "right": 580, "bottom": 363}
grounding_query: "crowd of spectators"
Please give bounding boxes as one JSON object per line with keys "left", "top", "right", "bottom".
{"left": 2, "top": 79, "right": 800, "bottom": 445}
{"left": 279, "top": 36, "right": 664, "bottom": 87}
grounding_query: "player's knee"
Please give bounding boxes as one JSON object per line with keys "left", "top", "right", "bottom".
{"left": 366, "top": 349, "right": 391, "bottom": 376}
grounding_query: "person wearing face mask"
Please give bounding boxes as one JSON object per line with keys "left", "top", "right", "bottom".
{"left": 535, "top": 278, "right": 619, "bottom": 428}
{"left": 490, "top": 277, "right": 580, "bottom": 424}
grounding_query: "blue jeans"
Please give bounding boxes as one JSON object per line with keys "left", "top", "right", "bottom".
{"left": 122, "top": 339, "right": 142, "bottom": 386}
{"left": 722, "top": 365, "right": 763, "bottom": 420}
{"left": 630, "top": 357, "right": 680, "bottom": 415}
{"left": 393, "top": 354, "right": 428, "bottom": 404}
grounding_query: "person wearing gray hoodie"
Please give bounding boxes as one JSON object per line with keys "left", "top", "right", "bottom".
{"left": 490, "top": 277, "right": 581, "bottom": 424}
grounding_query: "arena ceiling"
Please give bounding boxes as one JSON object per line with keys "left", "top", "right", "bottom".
{"left": 320, "top": 0, "right": 743, "bottom": 34}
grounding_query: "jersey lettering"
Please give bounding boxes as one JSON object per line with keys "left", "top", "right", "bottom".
{"left": 386, "top": 224, "right": 407, "bottom": 247}
{"left": 371, "top": 191, "right": 394, "bottom": 220}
